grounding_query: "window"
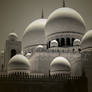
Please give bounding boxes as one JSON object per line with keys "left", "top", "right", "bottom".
{"left": 56, "top": 38, "right": 59, "bottom": 47}
{"left": 72, "top": 38, "right": 75, "bottom": 46}
{"left": 66, "top": 38, "right": 70, "bottom": 46}
{"left": 11, "top": 49, "right": 16, "bottom": 58}
{"left": 1, "top": 64, "right": 4, "bottom": 71}
{"left": 61, "top": 38, "right": 65, "bottom": 47}
{"left": 49, "top": 41, "right": 50, "bottom": 48}
{"left": 47, "top": 42, "right": 49, "bottom": 49}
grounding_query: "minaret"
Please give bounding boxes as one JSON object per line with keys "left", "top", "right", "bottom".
{"left": 41, "top": 8, "right": 44, "bottom": 18}
{"left": 63, "top": 0, "right": 66, "bottom": 7}
{"left": 4, "top": 33, "right": 21, "bottom": 72}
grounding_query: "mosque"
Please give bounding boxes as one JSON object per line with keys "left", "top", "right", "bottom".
{"left": 0, "top": 1, "right": 92, "bottom": 92}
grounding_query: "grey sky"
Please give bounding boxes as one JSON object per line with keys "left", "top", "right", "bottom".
{"left": 0, "top": 0, "right": 92, "bottom": 51}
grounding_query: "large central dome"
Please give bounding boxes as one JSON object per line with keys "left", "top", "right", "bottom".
{"left": 45, "top": 7, "right": 86, "bottom": 39}
{"left": 22, "top": 19, "right": 47, "bottom": 52}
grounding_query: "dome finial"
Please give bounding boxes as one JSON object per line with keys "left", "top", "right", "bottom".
{"left": 41, "top": 8, "right": 44, "bottom": 18}
{"left": 63, "top": 0, "right": 66, "bottom": 7}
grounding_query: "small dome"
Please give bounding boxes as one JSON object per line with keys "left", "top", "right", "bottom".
{"left": 8, "top": 33, "right": 18, "bottom": 41}
{"left": 36, "top": 45, "right": 44, "bottom": 49}
{"left": 45, "top": 7, "right": 86, "bottom": 41}
{"left": 73, "top": 39, "right": 81, "bottom": 46}
{"left": 50, "top": 56, "right": 71, "bottom": 75}
{"left": 25, "top": 53, "right": 32, "bottom": 59}
{"left": 50, "top": 40, "right": 58, "bottom": 47}
{"left": 81, "top": 30, "right": 92, "bottom": 50}
{"left": 35, "top": 45, "right": 44, "bottom": 52}
{"left": 26, "top": 53, "right": 31, "bottom": 57}
{"left": 22, "top": 19, "right": 47, "bottom": 50}
{"left": 8, "top": 54, "right": 30, "bottom": 74}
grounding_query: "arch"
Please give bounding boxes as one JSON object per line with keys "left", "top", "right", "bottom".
{"left": 66, "top": 38, "right": 70, "bottom": 46}
{"left": 11, "top": 49, "right": 16, "bottom": 58}
{"left": 56, "top": 38, "right": 60, "bottom": 47}
{"left": 1, "top": 64, "right": 4, "bottom": 71}
{"left": 72, "top": 38, "right": 75, "bottom": 46}
{"left": 73, "top": 48, "right": 75, "bottom": 52}
{"left": 61, "top": 38, "right": 65, "bottom": 47}
{"left": 49, "top": 41, "right": 50, "bottom": 48}
{"left": 78, "top": 48, "right": 81, "bottom": 52}
{"left": 47, "top": 42, "right": 49, "bottom": 49}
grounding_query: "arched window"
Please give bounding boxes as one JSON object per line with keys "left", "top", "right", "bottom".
{"left": 72, "top": 38, "right": 75, "bottom": 46}
{"left": 73, "top": 48, "right": 75, "bottom": 52}
{"left": 49, "top": 41, "right": 50, "bottom": 48}
{"left": 56, "top": 38, "right": 60, "bottom": 47}
{"left": 47, "top": 42, "right": 49, "bottom": 49}
{"left": 78, "top": 48, "right": 81, "bottom": 53}
{"left": 61, "top": 38, "right": 65, "bottom": 47}
{"left": 66, "top": 38, "right": 70, "bottom": 46}
{"left": 11, "top": 49, "right": 16, "bottom": 58}
{"left": 1, "top": 64, "right": 4, "bottom": 71}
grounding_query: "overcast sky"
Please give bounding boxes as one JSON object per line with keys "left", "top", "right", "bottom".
{"left": 0, "top": 0, "right": 92, "bottom": 51}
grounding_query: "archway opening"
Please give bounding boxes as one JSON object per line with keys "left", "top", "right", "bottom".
{"left": 61, "top": 38, "right": 65, "bottom": 47}
{"left": 11, "top": 49, "right": 16, "bottom": 58}
{"left": 49, "top": 41, "right": 50, "bottom": 48}
{"left": 56, "top": 38, "right": 60, "bottom": 47}
{"left": 72, "top": 38, "right": 75, "bottom": 46}
{"left": 66, "top": 38, "right": 70, "bottom": 46}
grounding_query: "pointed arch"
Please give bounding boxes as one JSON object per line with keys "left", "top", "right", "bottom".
{"left": 72, "top": 38, "right": 75, "bottom": 46}
{"left": 11, "top": 49, "right": 16, "bottom": 58}
{"left": 61, "top": 38, "right": 65, "bottom": 47}
{"left": 56, "top": 38, "right": 60, "bottom": 47}
{"left": 66, "top": 38, "right": 70, "bottom": 46}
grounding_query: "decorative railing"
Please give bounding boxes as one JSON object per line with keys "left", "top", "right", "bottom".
{"left": 0, "top": 73, "right": 85, "bottom": 81}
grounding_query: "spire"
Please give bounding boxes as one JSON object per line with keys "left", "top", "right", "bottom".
{"left": 63, "top": 0, "right": 66, "bottom": 7}
{"left": 41, "top": 8, "right": 44, "bottom": 18}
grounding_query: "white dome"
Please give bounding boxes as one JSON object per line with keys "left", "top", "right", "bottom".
{"left": 26, "top": 53, "right": 31, "bottom": 56}
{"left": 73, "top": 39, "right": 81, "bottom": 46}
{"left": 45, "top": 7, "right": 86, "bottom": 40}
{"left": 81, "top": 30, "right": 92, "bottom": 50}
{"left": 50, "top": 56, "right": 71, "bottom": 74}
{"left": 8, "top": 33, "right": 18, "bottom": 41}
{"left": 35, "top": 45, "right": 44, "bottom": 52}
{"left": 50, "top": 40, "right": 58, "bottom": 47}
{"left": 8, "top": 54, "right": 30, "bottom": 73}
{"left": 22, "top": 19, "right": 47, "bottom": 50}
{"left": 25, "top": 53, "right": 32, "bottom": 59}
{"left": 36, "top": 45, "right": 44, "bottom": 49}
